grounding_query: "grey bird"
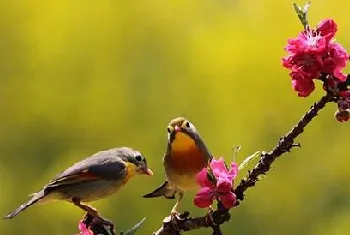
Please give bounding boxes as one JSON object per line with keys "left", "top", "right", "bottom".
{"left": 4, "top": 147, "right": 153, "bottom": 220}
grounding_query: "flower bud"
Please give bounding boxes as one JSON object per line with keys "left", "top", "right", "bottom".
{"left": 335, "top": 109, "right": 350, "bottom": 122}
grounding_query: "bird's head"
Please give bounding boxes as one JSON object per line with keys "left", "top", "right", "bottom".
{"left": 166, "top": 117, "right": 201, "bottom": 152}
{"left": 122, "top": 148, "right": 153, "bottom": 177}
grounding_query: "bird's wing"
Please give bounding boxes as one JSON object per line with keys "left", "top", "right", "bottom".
{"left": 45, "top": 151, "right": 127, "bottom": 189}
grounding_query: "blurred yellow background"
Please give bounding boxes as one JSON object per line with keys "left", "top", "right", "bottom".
{"left": 0, "top": 0, "right": 349, "bottom": 234}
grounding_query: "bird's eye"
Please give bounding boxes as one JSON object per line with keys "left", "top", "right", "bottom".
{"left": 167, "top": 126, "right": 173, "bottom": 133}
{"left": 184, "top": 121, "right": 191, "bottom": 128}
{"left": 135, "top": 155, "right": 143, "bottom": 161}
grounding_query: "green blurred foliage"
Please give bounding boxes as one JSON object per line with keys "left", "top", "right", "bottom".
{"left": 0, "top": 0, "right": 349, "bottom": 234}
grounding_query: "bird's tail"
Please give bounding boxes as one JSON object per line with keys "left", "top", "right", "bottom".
{"left": 3, "top": 190, "right": 45, "bottom": 220}
{"left": 143, "top": 181, "right": 177, "bottom": 199}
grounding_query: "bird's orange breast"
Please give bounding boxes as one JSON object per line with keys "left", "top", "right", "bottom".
{"left": 168, "top": 148, "right": 207, "bottom": 175}
{"left": 167, "top": 132, "right": 208, "bottom": 175}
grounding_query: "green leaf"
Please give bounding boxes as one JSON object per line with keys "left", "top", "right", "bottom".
{"left": 292, "top": 2, "right": 311, "bottom": 30}
{"left": 238, "top": 151, "right": 261, "bottom": 170}
{"left": 120, "top": 217, "right": 146, "bottom": 235}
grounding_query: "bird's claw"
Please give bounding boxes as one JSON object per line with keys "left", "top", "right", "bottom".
{"left": 90, "top": 216, "right": 114, "bottom": 229}
{"left": 166, "top": 211, "right": 189, "bottom": 231}
{"left": 205, "top": 208, "right": 218, "bottom": 227}
{"left": 170, "top": 211, "right": 180, "bottom": 231}
{"left": 162, "top": 210, "right": 181, "bottom": 231}
{"left": 83, "top": 212, "right": 115, "bottom": 233}
{"left": 170, "top": 209, "right": 180, "bottom": 217}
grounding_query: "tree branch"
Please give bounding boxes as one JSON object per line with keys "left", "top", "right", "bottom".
{"left": 234, "top": 93, "right": 335, "bottom": 202}
{"left": 152, "top": 205, "right": 230, "bottom": 235}
{"left": 81, "top": 213, "right": 146, "bottom": 235}
{"left": 152, "top": 92, "right": 335, "bottom": 234}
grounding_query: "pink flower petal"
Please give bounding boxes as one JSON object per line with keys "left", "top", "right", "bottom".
{"left": 215, "top": 162, "right": 238, "bottom": 193}
{"left": 339, "top": 91, "right": 350, "bottom": 98}
{"left": 333, "top": 67, "right": 348, "bottom": 81}
{"left": 291, "top": 76, "right": 315, "bottom": 97}
{"left": 78, "top": 221, "right": 93, "bottom": 235}
{"left": 196, "top": 168, "right": 215, "bottom": 188}
{"left": 216, "top": 178, "right": 233, "bottom": 193}
{"left": 219, "top": 192, "right": 236, "bottom": 209}
{"left": 328, "top": 42, "right": 349, "bottom": 81}
{"left": 194, "top": 187, "right": 215, "bottom": 208}
{"left": 210, "top": 158, "right": 228, "bottom": 177}
{"left": 228, "top": 162, "right": 239, "bottom": 179}
{"left": 316, "top": 19, "right": 337, "bottom": 41}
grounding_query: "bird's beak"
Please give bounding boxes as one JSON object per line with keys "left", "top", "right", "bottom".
{"left": 143, "top": 168, "right": 153, "bottom": 176}
{"left": 174, "top": 125, "right": 181, "bottom": 132}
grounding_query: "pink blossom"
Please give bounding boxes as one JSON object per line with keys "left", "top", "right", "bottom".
{"left": 282, "top": 18, "right": 349, "bottom": 97}
{"left": 194, "top": 158, "right": 238, "bottom": 209}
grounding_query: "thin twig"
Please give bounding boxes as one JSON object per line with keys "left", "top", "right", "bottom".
{"left": 234, "top": 93, "right": 335, "bottom": 202}
{"left": 152, "top": 208, "right": 230, "bottom": 235}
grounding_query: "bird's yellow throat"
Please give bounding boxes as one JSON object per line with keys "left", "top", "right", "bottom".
{"left": 124, "top": 162, "right": 138, "bottom": 182}
{"left": 171, "top": 132, "right": 196, "bottom": 152}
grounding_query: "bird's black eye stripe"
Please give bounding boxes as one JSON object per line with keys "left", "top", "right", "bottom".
{"left": 185, "top": 121, "right": 190, "bottom": 128}
{"left": 135, "top": 155, "right": 143, "bottom": 161}
{"left": 167, "top": 127, "right": 172, "bottom": 133}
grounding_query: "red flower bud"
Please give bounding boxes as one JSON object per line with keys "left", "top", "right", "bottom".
{"left": 335, "top": 109, "right": 350, "bottom": 122}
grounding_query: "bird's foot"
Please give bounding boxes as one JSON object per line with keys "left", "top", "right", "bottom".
{"left": 162, "top": 210, "right": 181, "bottom": 231}
{"left": 166, "top": 210, "right": 189, "bottom": 232}
{"left": 73, "top": 199, "right": 99, "bottom": 217}
{"left": 170, "top": 209, "right": 180, "bottom": 217}
{"left": 90, "top": 215, "right": 114, "bottom": 229}
{"left": 205, "top": 206, "right": 217, "bottom": 226}
{"left": 83, "top": 213, "right": 115, "bottom": 235}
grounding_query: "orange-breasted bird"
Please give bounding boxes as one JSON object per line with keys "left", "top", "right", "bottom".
{"left": 143, "top": 117, "right": 212, "bottom": 214}
{"left": 4, "top": 147, "right": 153, "bottom": 220}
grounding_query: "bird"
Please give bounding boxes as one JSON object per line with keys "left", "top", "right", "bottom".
{"left": 4, "top": 147, "right": 153, "bottom": 220}
{"left": 143, "top": 117, "right": 212, "bottom": 215}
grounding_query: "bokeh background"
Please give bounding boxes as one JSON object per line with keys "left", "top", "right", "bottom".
{"left": 0, "top": 0, "right": 349, "bottom": 234}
